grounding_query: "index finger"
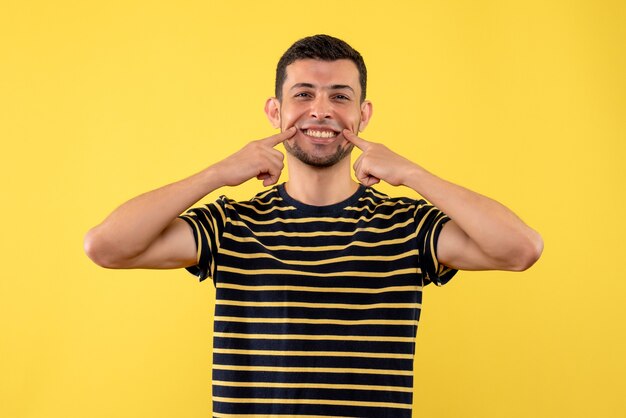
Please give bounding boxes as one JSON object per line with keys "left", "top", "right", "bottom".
{"left": 342, "top": 129, "right": 370, "bottom": 150}
{"left": 264, "top": 126, "right": 297, "bottom": 147}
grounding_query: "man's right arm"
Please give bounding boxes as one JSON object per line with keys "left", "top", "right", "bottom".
{"left": 83, "top": 128, "right": 296, "bottom": 270}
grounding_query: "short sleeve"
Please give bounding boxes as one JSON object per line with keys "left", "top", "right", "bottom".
{"left": 178, "top": 197, "right": 228, "bottom": 283}
{"left": 414, "top": 202, "right": 458, "bottom": 286}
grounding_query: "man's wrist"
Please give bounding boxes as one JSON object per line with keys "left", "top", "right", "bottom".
{"left": 196, "top": 164, "right": 226, "bottom": 194}
{"left": 403, "top": 163, "right": 429, "bottom": 191}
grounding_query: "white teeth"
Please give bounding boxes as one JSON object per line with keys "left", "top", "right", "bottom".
{"left": 305, "top": 129, "right": 337, "bottom": 138}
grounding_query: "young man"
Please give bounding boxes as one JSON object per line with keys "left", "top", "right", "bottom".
{"left": 85, "top": 35, "right": 542, "bottom": 418}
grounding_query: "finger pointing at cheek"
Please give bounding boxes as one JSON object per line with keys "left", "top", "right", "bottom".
{"left": 344, "top": 130, "right": 381, "bottom": 187}
{"left": 265, "top": 126, "right": 297, "bottom": 147}
{"left": 342, "top": 129, "right": 370, "bottom": 151}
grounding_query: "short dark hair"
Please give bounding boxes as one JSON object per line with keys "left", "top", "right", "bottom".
{"left": 275, "top": 34, "right": 367, "bottom": 102}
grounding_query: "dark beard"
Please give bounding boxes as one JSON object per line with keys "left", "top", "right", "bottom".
{"left": 284, "top": 141, "right": 353, "bottom": 168}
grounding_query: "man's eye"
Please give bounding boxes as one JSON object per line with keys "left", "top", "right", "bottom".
{"left": 334, "top": 95, "right": 350, "bottom": 100}
{"left": 295, "top": 92, "right": 311, "bottom": 98}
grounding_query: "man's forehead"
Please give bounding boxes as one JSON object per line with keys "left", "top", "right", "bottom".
{"left": 283, "top": 59, "right": 360, "bottom": 90}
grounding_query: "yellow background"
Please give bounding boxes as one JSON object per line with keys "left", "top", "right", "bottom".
{"left": 1, "top": 1, "right": 625, "bottom": 417}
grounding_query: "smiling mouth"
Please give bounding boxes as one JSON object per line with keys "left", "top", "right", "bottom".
{"left": 302, "top": 128, "right": 339, "bottom": 139}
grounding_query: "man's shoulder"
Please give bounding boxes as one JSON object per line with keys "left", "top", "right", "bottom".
{"left": 360, "top": 187, "right": 423, "bottom": 210}
{"left": 215, "top": 185, "right": 288, "bottom": 216}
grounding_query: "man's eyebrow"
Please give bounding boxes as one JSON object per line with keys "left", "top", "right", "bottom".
{"left": 289, "top": 83, "right": 315, "bottom": 90}
{"left": 289, "top": 83, "right": 355, "bottom": 94}
{"left": 329, "top": 84, "right": 355, "bottom": 93}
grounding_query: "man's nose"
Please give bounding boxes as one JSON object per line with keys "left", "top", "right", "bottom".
{"left": 309, "top": 97, "right": 333, "bottom": 119}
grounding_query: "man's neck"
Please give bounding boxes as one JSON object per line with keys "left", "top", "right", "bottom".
{"left": 284, "top": 156, "right": 360, "bottom": 207}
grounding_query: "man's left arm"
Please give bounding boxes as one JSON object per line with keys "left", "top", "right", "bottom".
{"left": 343, "top": 130, "right": 543, "bottom": 272}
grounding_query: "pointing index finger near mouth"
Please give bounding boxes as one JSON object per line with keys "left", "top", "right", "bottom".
{"left": 268, "top": 126, "right": 297, "bottom": 146}
{"left": 342, "top": 129, "right": 368, "bottom": 150}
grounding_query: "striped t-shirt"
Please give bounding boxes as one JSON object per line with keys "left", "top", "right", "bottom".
{"left": 180, "top": 183, "right": 457, "bottom": 418}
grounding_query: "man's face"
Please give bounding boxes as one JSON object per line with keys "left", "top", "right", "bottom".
{"left": 266, "top": 59, "right": 372, "bottom": 168}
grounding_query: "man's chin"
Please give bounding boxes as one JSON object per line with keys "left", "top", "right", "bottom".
{"left": 284, "top": 141, "right": 352, "bottom": 168}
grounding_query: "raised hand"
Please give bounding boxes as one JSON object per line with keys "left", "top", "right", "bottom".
{"left": 83, "top": 127, "right": 297, "bottom": 270}
{"left": 343, "top": 129, "right": 416, "bottom": 187}
{"left": 215, "top": 127, "right": 297, "bottom": 187}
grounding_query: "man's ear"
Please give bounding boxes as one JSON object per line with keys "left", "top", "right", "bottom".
{"left": 264, "top": 97, "right": 281, "bottom": 129}
{"left": 358, "top": 100, "right": 373, "bottom": 132}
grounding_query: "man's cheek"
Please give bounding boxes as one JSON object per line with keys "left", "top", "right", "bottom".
{"left": 282, "top": 121, "right": 298, "bottom": 133}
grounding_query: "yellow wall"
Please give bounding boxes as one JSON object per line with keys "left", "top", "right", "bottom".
{"left": 1, "top": 1, "right": 624, "bottom": 417}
